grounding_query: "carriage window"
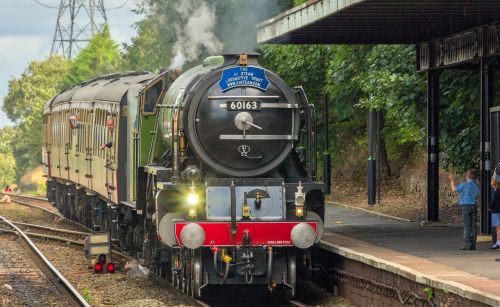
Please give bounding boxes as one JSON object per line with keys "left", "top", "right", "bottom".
{"left": 69, "top": 113, "right": 80, "bottom": 129}
{"left": 143, "top": 81, "right": 163, "bottom": 115}
{"left": 144, "top": 87, "right": 158, "bottom": 114}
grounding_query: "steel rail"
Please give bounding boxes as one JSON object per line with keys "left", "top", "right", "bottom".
{"left": 12, "top": 221, "right": 90, "bottom": 241}
{"left": 2, "top": 198, "right": 134, "bottom": 261}
{"left": 14, "top": 221, "right": 90, "bottom": 236}
{"left": 0, "top": 215, "right": 91, "bottom": 307}
{"left": 288, "top": 299, "right": 308, "bottom": 307}
{"left": 0, "top": 228, "right": 84, "bottom": 245}
{"left": 4, "top": 195, "right": 306, "bottom": 306}
{"left": 5, "top": 195, "right": 96, "bottom": 233}
{"left": 0, "top": 192, "right": 48, "bottom": 202}
{"left": 2, "top": 193, "right": 62, "bottom": 216}
{"left": 149, "top": 270, "right": 211, "bottom": 307}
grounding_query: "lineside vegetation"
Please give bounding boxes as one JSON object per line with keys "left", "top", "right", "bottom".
{"left": 2, "top": 0, "right": 492, "bottom": 189}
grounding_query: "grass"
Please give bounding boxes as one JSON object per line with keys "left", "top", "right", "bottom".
{"left": 0, "top": 203, "right": 43, "bottom": 221}
{"left": 82, "top": 288, "right": 92, "bottom": 303}
{"left": 22, "top": 189, "right": 45, "bottom": 196}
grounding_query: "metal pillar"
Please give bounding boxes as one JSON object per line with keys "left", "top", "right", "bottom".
{"left": 427, "top": 70, "right": 441, "bottom": 222}
{"left": 377, "top": 110, "right": 382, "bottom": 205}
{"left": 480, "top": 58, "right": 495, "bottom": 234}
{"left": 368, "top": 110, "right": 376, "bottom": 206}
{"left": 323, "top": 95, "right": 331, "bottom": 195}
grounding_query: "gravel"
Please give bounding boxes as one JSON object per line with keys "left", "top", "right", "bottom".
{"left": 0, "top": 234, "right": 68, "bottom": 306}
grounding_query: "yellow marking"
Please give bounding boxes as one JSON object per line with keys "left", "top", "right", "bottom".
{"left": 223, "top": 255, "right": 232, "bottom": 263}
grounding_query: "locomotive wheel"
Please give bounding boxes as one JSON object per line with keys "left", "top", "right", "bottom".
{"left": 288, "top": 248, "right": 297, "bottom": 297}
{"left": 181, "top": 249, "right": 203, "bottom": 297}
{"left": 58, "top": 185, "right": 66, "bottom": 212}
{"left": 171, "top": 250, "right": 181, "bottom": 289}
{"left": 190, "top": 249, "right": 203, "bottom": 298}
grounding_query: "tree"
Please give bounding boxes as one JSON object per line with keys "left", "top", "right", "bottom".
{"left": 120, "top": 0, "right": 482, "bottom": 177}
{"left": 64, "top": 25, "right": 120, "bottom": 87}
{"left": 121, "top": 0, "right": 293, "bottom": 71}
{"left": 121, "top": 0, "right": 179, "bottom": 72}
{"left": 0, "top": 127, "right": 16, "bottom": 187}
{"left": 2, "top": 56, "right": 70, "bottom": 177}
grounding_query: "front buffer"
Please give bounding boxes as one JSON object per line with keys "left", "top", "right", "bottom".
{"left": 174, "top": 221, "right": 319, "bottom": 249}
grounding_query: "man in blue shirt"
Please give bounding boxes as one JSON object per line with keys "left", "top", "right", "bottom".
{"left": 449, "top": 169, "right": 480, "bottom": 250}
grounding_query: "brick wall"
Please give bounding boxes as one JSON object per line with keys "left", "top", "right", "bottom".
{"left": 312, "top": 247, "right": 490, "bottom": 307}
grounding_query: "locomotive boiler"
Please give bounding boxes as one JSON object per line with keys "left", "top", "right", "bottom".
{"left": 42, "top": 53, "right": 325, "bottom": 298}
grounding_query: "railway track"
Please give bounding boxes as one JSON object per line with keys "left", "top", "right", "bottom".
{"left": 4, "top": 193, "right": 48, "bottom": 202}
{"left": 287, "top": 300, "right": 309, "bottom": 307}
{"left": 2, "top": 193, "right": 58, "bottom": 214}
{"left": 0, "top": 222, "right": 89, "bottom": 244}
{"left": 0, "top": 194, "right": 213, "bottom": 306}
{"left": 2, "top": 193, "right": 95, "bottom": 233}
{"left": 0, "top": 215, "right": 90, "bottom": 307}
{"left": 1, "top": 194, "right": 314, "bottom": 307}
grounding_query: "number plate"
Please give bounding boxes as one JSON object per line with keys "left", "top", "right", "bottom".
{"left": 226, "top": 101, "right": 261, "bottom": 111}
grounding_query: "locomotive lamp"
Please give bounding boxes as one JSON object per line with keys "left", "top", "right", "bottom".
{"left": 295, "top": 182, "right": 305, "bottom": 218}
{"left": 242, "top": 192, "right": 251, "bottom": 220}
{"left": 187, "top": 185, "right": 199, "bottom": 218}
{"left": 254, "top": 192, "right": 262, "bottom": 209}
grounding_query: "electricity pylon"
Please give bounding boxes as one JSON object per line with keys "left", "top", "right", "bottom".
{"left": 50, "top": 0, "right": 108, "bottom": 58}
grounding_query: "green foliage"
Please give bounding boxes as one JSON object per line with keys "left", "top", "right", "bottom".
{"left": 121, "top": 0, "right": 293, "bottom": 71}
{"left": 121, "top": 1, "right": 178, "bottom": 72}
{"left": 353, "top": 45, "right": 426, "bottom": 145}
{"left": 64, "top": 26, "right": 120, "bottom": 87}
{"left": 82, "top": 288, "right": 92, "bottom": 303}
{"left": 3, "top": 27, "right": 122, "bottom": 179}
{"left": 261, "top": 42, "right": 482, "bottom": 173}
{"left": 0, "top": 127, "right": 16, "bottom": 187}
{"left": 261, "top": 45, "right": 331, "bottom": 105}
{"left": 0, "top": 126, "right": 15, "bottom": 153}
{"left": 439, "top": 70, "right": 480, "bottom": 172}
{"left": 2, "top": 0, "right": 484, "bottom": 182}
{"left": 423, "top": 287, "right": 434, "bottom": 300}
{"left": 3, "top": 56, "right": 70, "bottom": 176}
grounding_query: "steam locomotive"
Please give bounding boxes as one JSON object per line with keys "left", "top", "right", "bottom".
{"left": 42, "top": 53, "right": 325, "bottom": 297}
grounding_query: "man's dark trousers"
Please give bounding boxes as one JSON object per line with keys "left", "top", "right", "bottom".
{"left": 461, "top": 204, "right": 477, "bottom": 248}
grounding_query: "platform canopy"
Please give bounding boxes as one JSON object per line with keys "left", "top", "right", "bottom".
{"left": 257, "top": 0, "right": 500, "bottom": 45}
{"left": 257, "top": 0, "right": 500, "bottom": 228}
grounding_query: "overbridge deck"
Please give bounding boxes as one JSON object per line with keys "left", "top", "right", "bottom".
{"left": 321, "top": 204, "right": 500, "bottom": 305}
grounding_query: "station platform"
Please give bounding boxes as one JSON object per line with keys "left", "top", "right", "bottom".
{"left": 320, "top": 203, "right": 500, "bottom": 306}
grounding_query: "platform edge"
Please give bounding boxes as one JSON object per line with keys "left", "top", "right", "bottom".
{"left": 319, "top": 240, "right": 500, "bottom": 306}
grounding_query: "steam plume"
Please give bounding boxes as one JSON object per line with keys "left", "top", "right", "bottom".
{"left": 169, "top": 0, "right": 223, "bottom": 69}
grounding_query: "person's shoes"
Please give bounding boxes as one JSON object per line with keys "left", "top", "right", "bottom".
{"left": 490, "top": 244, "right": 500, "bottom": 249}
{"left": 459, "top": 246, "right": 469, "bottom": 250}
{"left": 469, "top": 246, "right": 476, "bottom": 250}
{"left": 459, "top": 246, "right": 475, "bottom": 250}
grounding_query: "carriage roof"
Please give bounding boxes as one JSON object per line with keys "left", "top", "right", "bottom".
{"left": 44, "top": 72, "right": 158, "bottom": 110}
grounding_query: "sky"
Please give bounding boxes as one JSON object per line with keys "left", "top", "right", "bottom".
{"left": 0, "top": 0, "right": 144, "bottom": 128}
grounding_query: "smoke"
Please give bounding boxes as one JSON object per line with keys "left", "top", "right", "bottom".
{"left": 216, "top": 0, "right": 286, "bottom": 54}
{"left": 169, "top": 0, "right": 223, "bottom": 69}
{"left": 167, "top": 0, "right": 289, "bottom": 68}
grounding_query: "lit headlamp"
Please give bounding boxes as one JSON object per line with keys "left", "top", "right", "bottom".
{"left": 295, "top": 181, "right": 305, "bottom": 218}
{"left": 187, "top": 185, "right": 198, "bottom": 218}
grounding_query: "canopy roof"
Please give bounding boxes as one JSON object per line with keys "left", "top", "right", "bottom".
{"left": 257, "top": 0, "right": 500, "bottom": 44}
